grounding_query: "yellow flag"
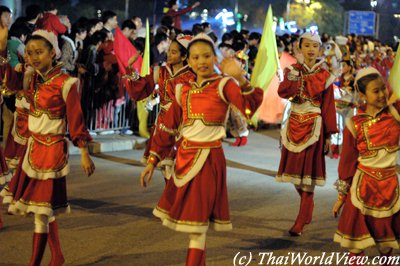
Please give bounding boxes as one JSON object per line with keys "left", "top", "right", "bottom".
{"left": 138, "top": 18, "right": 151, "bottom": 138}
{"left": 140, "top": 18, "right": 150, "bottom": 77}
{"left": 389, "top": 45, "right": 400, "bottom": 97}
{"left": 249, "top": 5, "right": 280, "bottom": 127}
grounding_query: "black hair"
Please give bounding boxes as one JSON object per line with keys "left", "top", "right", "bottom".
{"left": 342, "top": 60, "right": 353, "bottom": 69}
{"left": 221, "top": 32, "right": 233, "bottom": 43}
{"left": 0, "top": 5, "right": 11, "bottom": 17}
{"left": 44, "top": 1, "right": 57, "bottom": 12}
{"left": 191, "top": 24, "right": 203, "bottom": 36}
{"left": 154, "top": 32, "right": 168, "bottom": 46}
{"left": 356, "top": 73, "right": 380, "bottom": 94}
{"left": 87, "top": 18, "right": 101, "bottom": 33}
{"left": 102, "top": 10, "right": 117, "bottom": 24}
{"left": 232, "top": 40, "right": 246, "bottom": 52}
{"left": 9, "top": 22, "right": 31, "bottom": 38}
{"left": 71, "top": 24, "right": 87, "bottom": 38}
{"left": 201, "top": 22, "right": 210, "bottom": 28}
{"left": 133, "top": 37, "right": 145, "bottom": 54}
{"left": 240, "top": 29, "right": 249, "bottom": 36}
{"left": 218, "top": 42, "right": 233, "bottom": 50}
{"left": 172, "top": 39, "right": 188, "bottom": 58}
{"left": 299, "top": 37, "right": 322, "bottom": 48}
{"left": 25, "top": 4, "right": 42, "bottom": 21}
{"left": 160, "top": 15, "right": 174, "bottom": 29}
{"left": 248, "top": 32, "right": 261, "bottom": 41}
{"left": 168, "top": 0, "right": 178, "bottom": 8}
{"left": 89, "top": 31, "right": 107, "bottom": 46}
{"left": 121, "top": 19, "right": 136, "bottom": 30}
{"left": 187, "top": 39, "right": 216, "bottom": 57}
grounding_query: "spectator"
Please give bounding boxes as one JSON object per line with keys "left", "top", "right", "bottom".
{"left": 7, "top": 22, "right": 30, "bottom": 70}
{"left": 101, "top": 10, "right": 118, "bottom": 41}
{"left": 60, "top": 24, "right": 88, "bottom": 74}
{"left": 202, "top": 22, "right": 217, "bottom": 43}
{"left": 166, "top": 0, "right": 200, "bottom": 30}
{"left": 13, "top": 4, "right": 42, "bottom": 35}
{"left": 150, "top": 32, "right": 170, "bottom": 66}
{"left": 131, "top": 16, "right": 145, "bottom": 38}
{"left": 121, "top": 19, "right": 136, "bottom": 40}
{"left": 36, "top": 2, "right": 70, "bottom": 36}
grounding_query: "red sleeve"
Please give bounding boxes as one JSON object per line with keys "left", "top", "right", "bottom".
{"left": 125, "top": 72, "right": 155, "bottom": 101}
{"left": 278, "top": 67, "right": 300, "bottom": 99}
{"left": 66, "top": 83, "right": 92, "bottom": 147}
{"left": 321, "top": 85, "right": 338, "bottom": 137}
{"left": 167, "top": 6, "right": 193, "bottom": 17}
{"left": 338, "top": 127, "right": 358, "bottom": 184}
{"left": 149, "top": 100, "right": 182, "bottom": 163}
{"left": 223, "top": 79, "right": 263, "bottom": 119}
{"left": 50, "top": 15, "right": 67, "bottom": 35}
{"left": 0, "top": 50, "right": 23, "bottom": 92}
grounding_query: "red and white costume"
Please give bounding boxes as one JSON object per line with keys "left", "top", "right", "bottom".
{"left": 125, "top": 64, "right": 195, "bottom": 162}
{"left": 4, "top": 89, "right": 30, "bottom": 172}
{"left": 334, "top": 103, "right": 400, "bottom": 250}
{"left": 1, "top": 63, "right": 92, "bottom": 217}
{"left": 276, "top": 61, "right": 337, "bottom": 190}
{"left": 148, "top": 75, "right": 263, "bottom": 233}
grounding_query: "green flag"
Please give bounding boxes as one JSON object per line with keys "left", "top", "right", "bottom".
{"left": 389, "top": 45, "right": 400, "bottom": 97}
{"left": 140, "top": 18, "right": 150, "bottom": 77}
{"left": 249, "top": 4, "right": 280, "bottom": 127}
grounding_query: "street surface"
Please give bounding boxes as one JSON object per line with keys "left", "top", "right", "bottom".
{"left": 0, "top": 130, "right": 397, "bottom": 265}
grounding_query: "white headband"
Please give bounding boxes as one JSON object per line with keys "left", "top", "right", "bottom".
{"left": 32, "top": 30, "right": 61, "bottom": 59}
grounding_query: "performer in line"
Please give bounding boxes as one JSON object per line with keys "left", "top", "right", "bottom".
{"left": 276, "top": 32, "right": 338, "bottom": 236}
{"left": 0, "top": 28, "right": 95, "bottom": 266}
{"left": 140, "top": 33, "right": 263, "bottom": 265}
{"left": 333, "top": 67, "right": 400, "bottom": 265}
{"left": 124, "top": 34, "right": 195, "bottom": 166}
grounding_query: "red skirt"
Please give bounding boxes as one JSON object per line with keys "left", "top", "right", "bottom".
{"left": 0, "top": 145, "right": 10, "bottom": 184}
{"left": 0, "top": 160, "right": 69, "bottom": 217}
{"left": 153, "top": 147, "right": 232, "bottom": 233}
{"left": 276, "top": 127, "right": 326, "bottom": 188}
{"left": 334, "top": 193, "right": 400, "bottom": 250}
{"left": 4, "top": 133, "right": 26, "bottom": 171}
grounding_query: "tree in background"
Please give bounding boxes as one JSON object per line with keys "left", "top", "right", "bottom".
{"left": 286, "top": 0, "right": 344, "bottom": 35}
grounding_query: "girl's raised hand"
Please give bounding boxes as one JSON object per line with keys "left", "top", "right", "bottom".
{"left": 220, "top": 58, "right": 247, "bottom": 85}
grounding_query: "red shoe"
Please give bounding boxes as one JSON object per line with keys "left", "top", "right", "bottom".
{"left": 230, "top": 137, "right": 248, "bottom": 147}
{"left": 289, "top": 191, "right": 314, "bottom": 236}
{"left": 380, "top": 249, "right": 394, "bottom": 266}
{"left": 186, "top": 248, "right": 205, "bottom": 266}
{"left": 29, "top": 233, "right": 48, "bottom": 266}
{"left": 48, "top": 221, "right": 65, "bottom": 266}
{"left": 348, "top": 252, "right": 365, "bottom": 266}
{"left": 230, "top": 137, "right": 242, "bottom": 146}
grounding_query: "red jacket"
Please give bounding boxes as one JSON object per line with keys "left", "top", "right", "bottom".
{"left": 36, "top": 12, "right": 67, "bottom": 36}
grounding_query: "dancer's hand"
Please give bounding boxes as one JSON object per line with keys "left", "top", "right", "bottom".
{"left": 324, "top": 138, "right": 332, "bottom": 156}
{"left": 140, "top": 164, "right": 155, "bottom": 187}
{"left": 81, "top": 149, "right": 95, "bottom": 177}
{"left": 220, "top": 58, "right": 247, "bottom": 86}
{"left": 332, "top": 198, "right": 345, "bottom": 218}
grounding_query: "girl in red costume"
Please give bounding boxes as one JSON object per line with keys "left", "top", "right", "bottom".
{"left": 140, "top": 33, "right": 263, "bottom": 265}
{"left": 276, "top": 32, "right": 338, "bottom": 236}
{"left": 333, "top": 67, "right": 400, "bottom": 266}
{"left": 0, "top": 28, "right": 95, "bottom": 266}
{"left": 124, "top": 34, "right": 195, "bottom": 165}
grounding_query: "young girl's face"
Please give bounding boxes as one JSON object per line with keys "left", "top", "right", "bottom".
{"left": 188, "top": 42, "right": 216, "bottom": 79}
{"left": 341, "top": 62, "right": 351, "bottom": 74}
{"left": 26, "top": 39, "right": 55, "bottom": 74}
{"left": 167, "top": 41, "right": 185, "bottom": 65}
{"left": 300, "top": 38, "right": 320, "bottom": 62}
{"left": 362, "top": 77, "right": 387, "bottom": 110}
